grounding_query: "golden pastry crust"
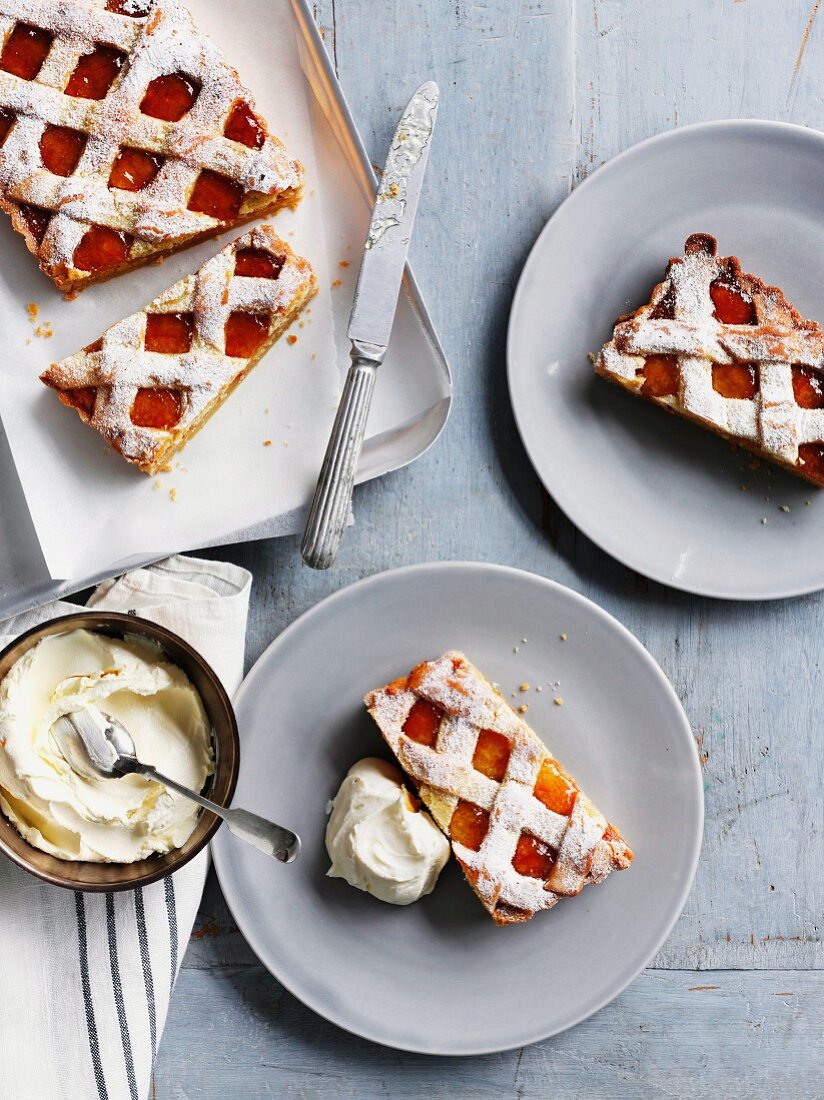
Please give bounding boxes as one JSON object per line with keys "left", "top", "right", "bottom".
{"left": 596, "top": 233, "right": 824, "bottom": 486}
{"left": 40, "top": 225, "right": 316, "bottom": 474}
{"left": 0, "top": 0, "right": 302, "bottom": 293}
{"left": 366, "top": 651, "right": 633, "bottom": 926}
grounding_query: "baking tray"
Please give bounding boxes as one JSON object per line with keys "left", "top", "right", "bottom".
{"left": 0, "top": 0, "right": 451, "bottom": 619}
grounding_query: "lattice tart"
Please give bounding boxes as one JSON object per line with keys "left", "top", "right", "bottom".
{"left": 0, "top": 0, "right": 302, "bottom": 293}
{"left": 40, "top": 224, "right": 316, "bottom": 474}
{"left": 596, "top": 232, "right": 824, "bottom": 486}
{"left": 366, "top": 652, "right": 633, "bottom": 926}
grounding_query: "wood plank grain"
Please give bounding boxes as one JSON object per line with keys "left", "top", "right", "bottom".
{"left": 574, "top": 0, "right": 824, "bottom": 176}
{"left": 158, "top": 0, "right": 824, "bottom": 1090}
{"left": 154, "top": 965, "right": 824, "bottom": 1098}
{"left": 191, "top": 0, "right": 824, "bottom": 973}
{"left": 566, "top": 0, "right": 824, "bottom": 971}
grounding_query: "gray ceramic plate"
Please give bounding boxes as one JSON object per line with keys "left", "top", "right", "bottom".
{"left": 509, "top": 120, "right": 824, "bottom": 599}
{"left": 212, "top": 563, "right": 702, "bottom": 1054}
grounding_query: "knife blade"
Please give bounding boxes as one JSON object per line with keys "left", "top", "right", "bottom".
{"left": 301, "top": 81, "right": 439, "bottom": 570}
{"left": 347, "top": 80, "right": 439, "bottom": 348}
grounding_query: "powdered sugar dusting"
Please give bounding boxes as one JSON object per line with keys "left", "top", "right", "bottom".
{"left": 365, "top": 651, "right": 632, "bottom": 923}
{"left": 595, "top": 234, "right": 824, "bottom": 473}
{"left": 0, "top": 0, "right": 302, "bottom": 284}
{"left": 40, "top": 224, "right": 315, "bottom": 470}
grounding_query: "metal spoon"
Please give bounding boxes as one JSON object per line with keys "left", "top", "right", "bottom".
{"left": 51, "top": 706, "right": 300, "bottom": 863}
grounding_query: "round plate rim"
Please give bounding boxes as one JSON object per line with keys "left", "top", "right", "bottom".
{"left": 212, "top": 560, "right": 704, "bottom": 1055}
{"left": 507, "top": 117, "right": 824, "bottom": 601}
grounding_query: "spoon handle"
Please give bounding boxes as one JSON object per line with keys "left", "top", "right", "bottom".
{"left": 141, "top": 765, "right": 300, "bottom": 863}
{"left": 223, "top": 808, "right": 302, "bottom": 864}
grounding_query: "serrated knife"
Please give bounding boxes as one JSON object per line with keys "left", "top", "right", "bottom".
{"left": 301, "top": 80, "right": 439, "bottom": 569}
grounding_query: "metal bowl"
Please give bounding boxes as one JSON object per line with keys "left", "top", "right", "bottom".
{"left": 0, "top": 611, "right": 239, "bottom": 891}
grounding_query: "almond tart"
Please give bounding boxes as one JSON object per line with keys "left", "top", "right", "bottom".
{"left": 596, "top": 233, "right": 824, "bottom": 486}
{"left": 366, "top": 651, "right": 633, "bottom": 926}
{"left": 40, "top": 225, "right": 316, "bottom": 474}
{"left": 0, "top": 0, "right": 302, "bottom": 293}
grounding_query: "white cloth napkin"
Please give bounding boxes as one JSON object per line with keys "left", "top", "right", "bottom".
{"left": 0, "top": 555, "right": 251, "bottom": 1100}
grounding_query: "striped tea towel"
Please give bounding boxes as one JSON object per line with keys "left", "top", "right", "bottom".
{"left": 0, "top": 555, "right": 251, "bottom": 1100}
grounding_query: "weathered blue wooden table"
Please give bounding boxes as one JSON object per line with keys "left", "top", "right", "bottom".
{"left": 153, "top": 2, "right": 824, "bottom": 1094}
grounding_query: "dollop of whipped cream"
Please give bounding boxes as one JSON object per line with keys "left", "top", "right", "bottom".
{"left": 325, "top": 757, "right": 449, "bottom": 905}
{"left": 0, "top": 629, "right": 213, "bottom": 863}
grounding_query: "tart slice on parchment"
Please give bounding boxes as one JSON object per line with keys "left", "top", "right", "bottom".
{"left": 365, "top": 651, "right": 633, "bottom": 926}
{"left": 595, "top": 232, "right": 824, "bottom": 486}
{"left": 0, "top": 0, "right": 302, "bottom": 293}
{"left": 40, "top": 225, "right": 316, "bottom": 474}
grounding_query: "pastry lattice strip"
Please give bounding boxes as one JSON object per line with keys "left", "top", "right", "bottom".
{"left": 0, "top": 0, "right": 301, "bottom": 291}
{"left": 40, "top": 223, "right": 316, "bottom": 474}
{"left": 366, "top": 651, "right": 632, "bottom": 926}
{"left": 596, "top": 232, "right": 824, "bottom": 485}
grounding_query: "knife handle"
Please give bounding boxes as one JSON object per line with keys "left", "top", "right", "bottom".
{"left": 301, "top": 343, "right": 383, "bottom": 569}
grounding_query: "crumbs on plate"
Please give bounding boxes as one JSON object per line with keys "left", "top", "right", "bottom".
{"left": 25, "top": 302, "right": 53, "bottom": 338}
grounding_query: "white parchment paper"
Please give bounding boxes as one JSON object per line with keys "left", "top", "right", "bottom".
{"left": 0, "top": 0, "right": 342, "bottom": 580}
{"left": 0, "top": 0, "right": 452, "bottom": 584}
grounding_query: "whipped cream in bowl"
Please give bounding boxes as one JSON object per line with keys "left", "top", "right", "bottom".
{"left": 326, "top": 757, "right": 450, "bottom": 905}
{"left": 0, "top": 613, "right": 238, "bottom": 890}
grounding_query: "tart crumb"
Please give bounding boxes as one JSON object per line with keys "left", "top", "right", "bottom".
{"left": 519, "top": 682, "right": 530, "bottom": 692}
{"left": 331, "top": 279, "right": 342, "bottom": 288}
{"left": 517, "top": 704, "right": 528, "bottom": 714}
{"left": 287, "top": 334, "right": 298, "bottom": 345}
{"left": 560, "top": 633, "right": 568, "bottom": 641}
{"left": 554, "top": 697, "right": 564, "bottom": 706}
{"left": 779, "top": 505, "right": 790, "bottom": 513}
{"left": 169, "top": 487, "right": 177, "bottom": 502}
{"left": 26, "top": 302, "right": 38, "bottom": 321}
{"left": 339, "top": 260, "right": 350, "bottom": 268}
{"left": 263, "top": 439, "right": 272, "bottom": 446}
{"left": 536, "top": 685, "right": 543, "bottom": 693}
